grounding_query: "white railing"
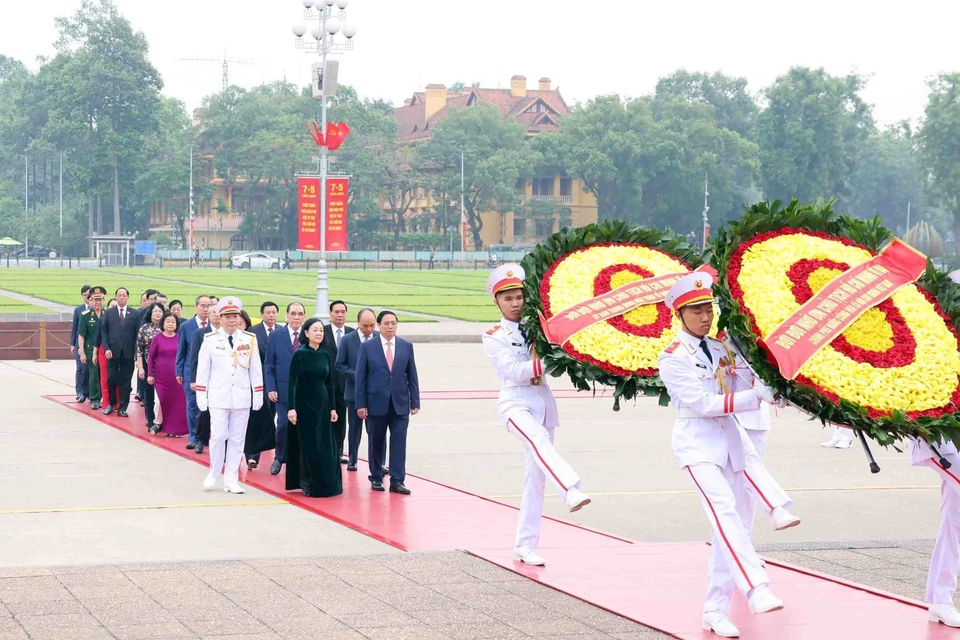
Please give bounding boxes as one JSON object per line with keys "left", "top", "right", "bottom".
{"left": 520, "top": 195, "right": 573, "bottom": 204}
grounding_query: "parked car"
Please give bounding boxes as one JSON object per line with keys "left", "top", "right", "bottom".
{"left": 231, "top": 252, "right": 281, "bottom": 269}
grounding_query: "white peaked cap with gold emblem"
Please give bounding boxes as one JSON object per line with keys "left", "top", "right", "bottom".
{"left": 215, "top": 296, "right": 243, "bottom": 315}
{"left": 665, "top": 272, "right": 715, "bottom": 311}
{"left": 487, "top": 263, "right": 525, "bottom": 299}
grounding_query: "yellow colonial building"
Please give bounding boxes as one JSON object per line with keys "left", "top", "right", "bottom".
{"left": 390, "top": 75, "right": 598, "bottom": 249}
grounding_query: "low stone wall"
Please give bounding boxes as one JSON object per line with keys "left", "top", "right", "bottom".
{"left": 0, "top": 321, "right": 72, "bottom": 360}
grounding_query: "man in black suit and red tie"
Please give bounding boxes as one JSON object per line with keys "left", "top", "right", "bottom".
{"left": 100, "top": 287, "right": 140, "bottom": 417}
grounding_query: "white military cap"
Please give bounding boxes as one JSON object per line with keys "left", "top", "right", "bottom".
{"left": 215, "top": 296, "right": 243, "bottom": 315}
{"left": 486, "top": 263, "right": 525, "bottom": 299}
{"left": 665, "top": 272, "right": 715, "bottom": 311}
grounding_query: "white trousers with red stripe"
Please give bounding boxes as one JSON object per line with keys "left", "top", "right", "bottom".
{"left": 208, "top": 408, "right": 249, "bottom": 488}
{"left": 687, "top": 462, "right": 770, "bottom": 614}
{"left": 919, "top": 452, "right": 960, "bottom": 604}
{"left": 505, "top": 409, "right": 581, "bottom": 550}
{"left": 702, "top": 429, "right": 792, "bottom": 612}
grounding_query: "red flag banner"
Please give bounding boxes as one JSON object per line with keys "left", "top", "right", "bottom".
{"left": 297, "top": 177, "right": 321, "bottom": 251}
{"left": 763, "top": 239, "right": 928, "bottom": 380}
{"left": 325, "top": 177, "right": 349, "bottom": 251}
{"left": 540, "top": 264, "right": 717, "bottom": 345}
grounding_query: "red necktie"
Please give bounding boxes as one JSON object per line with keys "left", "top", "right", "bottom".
{"left": 201, "top": 320, "right": 207, "bottom": 328}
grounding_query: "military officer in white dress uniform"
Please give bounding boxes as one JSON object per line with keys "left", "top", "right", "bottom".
{"left": 659, "top": 272, "right": 801, "bottom": 638}
{"left": 911, "top": 437, "right": 960, "bottom": 627}
{"left": 482, "top": 264, "right": 591, "bottom": 567}
{"left": 196, "top": 297, "right": 264, "bottom": 494}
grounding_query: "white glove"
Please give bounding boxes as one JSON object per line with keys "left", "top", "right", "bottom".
{"left": 757, "top": 385, "right": 779, "bottom": 405}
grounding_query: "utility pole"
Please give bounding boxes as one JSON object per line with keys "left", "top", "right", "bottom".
{"left": 701, "top": 173, "right": 710, "bottom": 252}
{"left": 460, "top": 150, "right": 466, "bottom": 263}
{"left": 59, "top": 152, "right": 63, "bottom": 237}
{"left": 906, "top": 201, "right": 912, "bottom": 233}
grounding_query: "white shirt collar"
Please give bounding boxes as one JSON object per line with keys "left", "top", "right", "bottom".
{"left": 196, "top": 316, "right": 206, "bottom": 328}
{"left": 380, "top": 334, "right": 394, "bottom": 347}
{"left": 289, "top": 326, "right": 299, "bottom": 339}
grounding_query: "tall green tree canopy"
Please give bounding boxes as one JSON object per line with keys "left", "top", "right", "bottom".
{"left": 755, "top": 67, "right": 874, "bottom": 207}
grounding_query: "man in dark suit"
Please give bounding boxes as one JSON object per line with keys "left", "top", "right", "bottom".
{"left": 176, "top": 294, "right": 212, "bottom": 449}
{"left": 251, "top": 301, "right": 281, "bottom": 350}
{"left": 70, "top": 285, "right": 92, "bottom": 402}
{"left": 187, "top": 298, "right": 219, "bottom": 454}
{"left": 265, "top": 301, "right": 306, "bottom": 475}
{"left": 321, "top": 300, "right": 355, "bottom": 464}
{"left": 356, "top": 310, "right": 420, "bottom": 494}
{"left": 335, "top": 307, "right": 378, "bottom": 471}
{"left": 100, "top": 287, "right": 139, "bottom": 417}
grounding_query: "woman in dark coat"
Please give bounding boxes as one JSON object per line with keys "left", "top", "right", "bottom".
{"left": 238, "top": 311, "right": 276, "bottom": 470}
{"left": 286, "top": 317, "right": 342, "bottom": 497}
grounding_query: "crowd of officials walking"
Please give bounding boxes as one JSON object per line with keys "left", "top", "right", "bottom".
{"left": 70, "top": 285, "right": 420, "bottom": 498}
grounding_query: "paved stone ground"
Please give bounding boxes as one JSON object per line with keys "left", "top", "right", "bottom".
{"left": 0, "top": 552, "right": 669, "bottom": 640}
{"left": 760, "top": 538, "right": 939, "bottom": 605}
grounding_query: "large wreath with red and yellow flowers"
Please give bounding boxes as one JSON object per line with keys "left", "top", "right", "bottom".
{"left": 522, "top": 220, "right": 706, "bottom": 404}
{"left": 712, "top": 199, "right": 960, "bottom": 447}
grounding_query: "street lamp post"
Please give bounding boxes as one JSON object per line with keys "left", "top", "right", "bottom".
{"left": 293, "top": 0, "right": 357, "bottom": 321}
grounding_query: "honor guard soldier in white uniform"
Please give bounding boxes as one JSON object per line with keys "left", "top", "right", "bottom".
{"left": 911, "top": 437, "right": 960, "bottom": 627}
{"left": 659, "top": 272, "right": 800, "bottom": 638}
{"left": 196, "top": 297, "right": 264, "bottom": 494}
{"left": 482, "top": 264, "right": 591, "bottom": 567}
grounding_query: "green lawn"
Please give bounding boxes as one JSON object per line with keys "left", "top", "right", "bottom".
{"left": 0, "top": 294, "right": 55, "bottom": 315}
{"left": 0, "top": 268, "right": 500, "bottom": 322}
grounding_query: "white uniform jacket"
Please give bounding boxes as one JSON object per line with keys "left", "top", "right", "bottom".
{"left": 910, "top": 437, "right": 960, "bottom": 466}
{"left": 482, "top": 318, "right": 559, "bottom": 428}
{"left": 658, "top": 331, "right": 762, "bottom": 471}
{"left": 722, "top": 338, "right": 771, "bottom": 432}
{"left": 196, "top": 328, "right": 264, "bottom": 412}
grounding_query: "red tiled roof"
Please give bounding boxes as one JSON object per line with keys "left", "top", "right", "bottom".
{"left": 394, "top": 83, "right": 571, "bottom": 143}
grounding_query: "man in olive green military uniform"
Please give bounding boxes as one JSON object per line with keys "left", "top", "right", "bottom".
{"left": 77, "top": 286, "right": 106, "bottom": 410}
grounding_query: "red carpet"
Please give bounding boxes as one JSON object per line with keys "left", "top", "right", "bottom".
{"left": 50, "top": 395, "right": 953, "bottom": 639}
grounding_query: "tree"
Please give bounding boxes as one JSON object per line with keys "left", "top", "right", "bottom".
{"left": 645, "top": 98, "right": 759, "bottom": 230}
{"left": 132, "top": 97, "right": 203, "bottom": 243}
{"left": 654, "top": 70, "right": 758, "bottom": 138}
{"left": 534, "top": 95, "right": 656, "bottom": 223}
{"left": 754, "top": 67, "right": 874, "bottom": 206}
{"left": 52, "top": 0, "right": 163, "bottom": 235}
{"left": 921, "top": 73, "right": 960, "bottom": 244}
{"left": 419, "top": 103, "right": 538, "bottom": 249}
{"left": 847, "top": 122, "right": 925, "bottom": 231}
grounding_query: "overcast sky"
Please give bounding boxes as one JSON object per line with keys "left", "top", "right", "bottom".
{"left": 2, "top": 0, "right": 958, "bottom": 128}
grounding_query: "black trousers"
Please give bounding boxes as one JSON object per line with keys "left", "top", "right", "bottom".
{"left": 107, "top": 356, "right": 135, "bottom": 411}
{"left": 333, "top": 398, "right": 347, "bottom": 457}
{"left": 346, "top": 401, "right": 364, "bottom": 466}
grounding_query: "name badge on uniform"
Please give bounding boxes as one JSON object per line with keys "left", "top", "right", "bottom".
{"left": 215, "top": 345, "right": 226, "bottom": 351}
{"left": 511, "top": 342, "right": 523, "bottom": 347}
{"left": 695, "top": 363, "right": 707, "bottom": 369}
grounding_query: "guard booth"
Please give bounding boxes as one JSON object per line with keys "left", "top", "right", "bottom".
{"left": 89, "top": 235, "right": 137, "bottom": 267}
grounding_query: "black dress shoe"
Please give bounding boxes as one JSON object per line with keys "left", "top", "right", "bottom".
{"left": 90, "top": 402, "right": 101, "bottom": 410}
{"left": 77, "top": 395, "right": 87, "bottom": 404}
{"left": 102, "top": 406, "right": 114, "bottom": 416}
{"left": 389, "top": 483, "right": 411, "bottom": 495}
{"left": 371, "top": 480, "right": 385, "bottom": 491}
{"left": 195, "top": 443, "right": 204, "bottom": 454}
{"left": 186, "top": 442, "right": 196, "bottom": 450}
{"left": 347, "top": 464, "right": 357, "bottom": 472}
{"left": 340, "top": 456, "right": 348, "bottom": 465}
{"left": 117, "top": 410, "right": 129, "bottom": 418}
{"left": 270, "top": 460, "right": 282, "bottom": 475}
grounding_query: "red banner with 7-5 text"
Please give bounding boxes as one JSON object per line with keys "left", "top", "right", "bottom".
{"left": 297, "top": 177, "right": 321, "bottom": 251}
{"left": 325, "top": 177, "right": 349, "bottom": 251}
{"left": 762, "top": 239, "right": 927, "bottom": 380}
